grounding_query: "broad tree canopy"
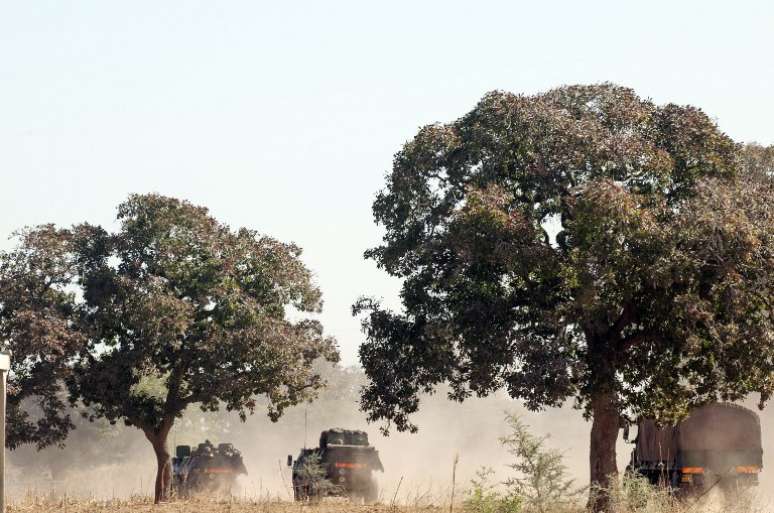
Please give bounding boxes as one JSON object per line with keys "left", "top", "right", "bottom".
{"left": 355, "top": 84, "right": 773, "bottom": 503}
{"left": 69, "top": 194, "right": 338, "bottom": 429}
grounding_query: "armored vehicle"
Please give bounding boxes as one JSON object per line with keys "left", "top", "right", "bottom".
{"left": 288, "top": 428, "right": 384, "bottom": 503}
{"left": 627, "top": 403, "right": 763, "bottom": 493}
{"left": 172, "top": 440, "right": 247, "bottom": 496}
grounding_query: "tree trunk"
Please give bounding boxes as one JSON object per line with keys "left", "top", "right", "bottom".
{"left": 143, "top": 419, "right": 174, "bottom": 504}
{"left": 587, "top": 392, "right": 620, "bottom": 512}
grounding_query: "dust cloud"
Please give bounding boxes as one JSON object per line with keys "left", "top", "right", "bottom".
{"left": 6, "top": 364, "right": 773, "bottom": 506}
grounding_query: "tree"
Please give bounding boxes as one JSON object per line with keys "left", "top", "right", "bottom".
{"left": 0, "top": 226, "right": 85, "bottom": 450}
{"left": 12, "top": 194, "right": 338, "bottom": 503}
{"left": 354, "top": 84, "right": 774, "bottom": 510}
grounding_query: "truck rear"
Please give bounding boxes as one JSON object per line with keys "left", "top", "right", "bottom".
{"left": 289, "top": 428, "right": 383, "bottom": 503}
{"left": 172, "top": 441, "right": 247, "bottom": 496}
{"left": 628, "top": 403, "right": 762, "bottom": 493}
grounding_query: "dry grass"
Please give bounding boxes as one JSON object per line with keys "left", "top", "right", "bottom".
{"left": 7, "top": 496, "right": 774, "bottom": 513}
{"left": 7, "top": 497, "right": 449, "bottom": 513}
{"left": 5, "top": 487, "right": 772, "bottom": 513}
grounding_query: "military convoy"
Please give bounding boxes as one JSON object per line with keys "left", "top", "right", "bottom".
{"left": 170, "top": 429, "right": 384, "bottom": 502}
{"left": 626, "top": 403, "right": 763, "bottom": 494}
{"left": 288, "top": 428, "right": 384, "bottom": 503}
{"left": 168, "top": 407, "right": 761, "bottom": 502}
{"left": 172, "top": 440, "right": 248, "bottom": 496}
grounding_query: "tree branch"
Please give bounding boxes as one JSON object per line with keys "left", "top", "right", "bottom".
{"left": 610, "top": 303, "right": 635, "bottom": 340}
{"left": 619, "top": 331, "right": 650, "bottom": 352}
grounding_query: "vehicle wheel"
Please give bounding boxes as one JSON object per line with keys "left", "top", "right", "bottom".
{"left": 293, "top": 482, "right": 305, "bottom": 501}
{"left": 309, "top": 486, "right": 322, "bottom": 504}
{"left": 719, "top": 476, "right": 744, "bottom": 495}
{"left": 364, "top": 478, "right": 378, "bottom": 504}
{"left": 348, "top": 490, "right": 363, "bottom": 504}
{"left": 219, "top": 476, "right": 234, "bottom": 496}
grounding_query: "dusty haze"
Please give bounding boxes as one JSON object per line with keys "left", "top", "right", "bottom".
{"left": 7, "top": 365, "right": 773, "bottom": 506}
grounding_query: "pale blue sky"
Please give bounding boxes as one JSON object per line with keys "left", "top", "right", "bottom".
{"left": 2, "top": 1, "right": 772, "bottom": 364}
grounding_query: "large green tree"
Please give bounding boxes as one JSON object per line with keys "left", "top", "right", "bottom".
{"left": 354, "top": 84, "right": 773, "bottom": 510}
{"left": 0, "top": 227, "right": 84, "bottom": 450}
{"left": 8, "top": 194, "right": 338, "bottom": 503}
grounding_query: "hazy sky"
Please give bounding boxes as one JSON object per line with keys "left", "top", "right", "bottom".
{"left": 2, "top": 1, "right": 772, "bottom": 365}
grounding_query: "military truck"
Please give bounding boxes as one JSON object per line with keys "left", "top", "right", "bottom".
{"left": 172, "top": 440, "right": 247, "bottom": 496}
{"left": 288, "top": 428, "right": 384, "bottom": 503}
{"left": 627, "top": 403, "right": 763, "bottom": 493}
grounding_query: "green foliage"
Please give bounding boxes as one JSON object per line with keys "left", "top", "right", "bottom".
{"left": 465, "top": 415, "right": 582, "bottom": 513}
{"left": 296, "top": 452, "right": 341, "bottom": 498}
{"left": 353, "top": 84, "right": 774, "bottom": 498}
{"left": 464, "top": 467, "right": 522, "bottom": 513}
{"left": 0, "top": 226, "right": 85, "bottom": 449}
{"left": 61, "top": 194, "right": 339, "bottom": 435}
{"left": 500, "top": 414, "right": 583, "bottom": 513}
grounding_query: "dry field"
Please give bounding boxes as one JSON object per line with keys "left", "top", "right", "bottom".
{"left": 6, "top": 498, "right": 447, "bottom": 513}
{"left": 6, "top": 496, "right": 774, "bottom": 513}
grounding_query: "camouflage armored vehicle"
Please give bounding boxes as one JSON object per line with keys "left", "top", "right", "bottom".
{"left": 172, "top": 440, "right": 247, "bottom": 496}
{"left": 627, "top": 403, "right": 763, "bottom": 493}
{"left": 288, "top": 428, "right": 383, "bottom": 503}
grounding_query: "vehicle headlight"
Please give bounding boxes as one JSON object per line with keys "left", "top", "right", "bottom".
{"left": 339, "top": 469, "right": 346, "bottom": 475}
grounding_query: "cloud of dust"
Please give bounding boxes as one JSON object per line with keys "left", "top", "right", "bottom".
{"left": 6, "top": 365, "right": 774, "bottom": 508}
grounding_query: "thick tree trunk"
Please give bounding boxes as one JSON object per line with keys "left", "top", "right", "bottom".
{"left": 143, "top": 419, "right": 174, "bottom": 504}
{"left": 587, "top": 392, "right": 620, "bottom": 512}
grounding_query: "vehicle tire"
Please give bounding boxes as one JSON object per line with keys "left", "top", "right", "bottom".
{"left": 219, "top": 475, "right": 234, "bottom": 496}
{"left": 347, "top": 490, "right": 362, "bottom": 504}
{"left": 309, "top": 486, "right": 322, "bottom": 504}
{"left": 364, "top": 478, "right": 378, "bottom": 504}
{"left": 293, "top": 481, "right": 306, "bottom": 501}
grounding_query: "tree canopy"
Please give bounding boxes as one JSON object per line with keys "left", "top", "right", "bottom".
{"left": 354, "top": 84, "right": 773, "bottom": 509}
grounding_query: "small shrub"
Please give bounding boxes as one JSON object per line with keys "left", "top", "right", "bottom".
{"left": 464, "top": 467, "right": 522, "bottom": 513}
{"left": 500, "top": 414, "right": 584, "bottom": 513}
{"left": 295, "top": 452, "right": 341, "bottom": 499}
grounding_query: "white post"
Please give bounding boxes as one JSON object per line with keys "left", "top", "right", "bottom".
{"left": 0, "top": 352, "right": 9, "bottom": 513}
